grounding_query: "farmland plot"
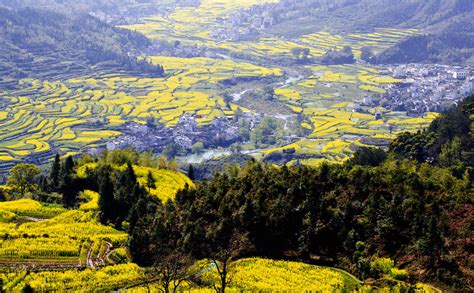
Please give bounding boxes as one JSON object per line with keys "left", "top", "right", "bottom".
{"left": 0, "top": 58, "right": 281, "bottom": 164}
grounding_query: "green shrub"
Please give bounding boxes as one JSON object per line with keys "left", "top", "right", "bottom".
{"left": 390, "top": 268, "right": 408, "bottom": 281}
{"left": 371, "top": 257, "right": 394, "bottom": 275}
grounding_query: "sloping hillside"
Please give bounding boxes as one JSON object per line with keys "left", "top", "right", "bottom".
{"left": 263, "top": 0, "right": 470, "bottom": 34}
{"left": 0, "top": 7, "right": 163, "bottom": 88}
{"left": 264, "top": 0, "right": 474, "bottom": 63}
{"left": 374, "top": 15, "right": 474, "bottom": 64}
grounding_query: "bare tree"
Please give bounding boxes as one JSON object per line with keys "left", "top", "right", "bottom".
{"left": 211, "top": 232, "right": 254, "bottom": 293}
{"left": 150, "top": 252, "right": 192, "bottom": 293}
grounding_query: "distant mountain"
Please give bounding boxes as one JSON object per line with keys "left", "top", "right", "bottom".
{"left": 0, "top": 0, "right": 181, "bottom": 22}
{"left": 374, "top": 15, "right": 474, "bottom": 64}
{"left": 266, "top": 0, "right": 473, "bottom": 32}
{"left": 0, "top": 7, "right": 163, "bottom": 87}
{"left": 332, "top": 0, "right": 473, "bottom": 30}
{"left": 0, "top": 0, "right": 144, "bottom": 13}
{"left": 265, "top": 0, "right": 474, "bottom": 64}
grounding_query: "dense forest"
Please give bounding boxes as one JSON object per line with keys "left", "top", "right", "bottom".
{"left": 22, "top": 96, "right": 471, "bottom": 291}
{"left": 0, "top": 7, "right": 164, "bottom": 84}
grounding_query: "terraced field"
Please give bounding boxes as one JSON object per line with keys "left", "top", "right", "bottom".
{"left": 77, "top": 163, "right": 193, "bottom": 202}
{"left": 125, "top": 6, "right": 419, "bottom": 61}
{"left": 122, "top": 0, "right": 279, "bottom": 47}
{"left": 258, "top": 63, "right": 435, "bottom": 163}
{"left": 0, "top": 199, "right": 126, "bottom": 268}
{"left": 0, "top": 0, "right": 435, "bottom": 167}
{"left": 0, "top": 258, "right": 359, "bottom": 291}
{"left": 119, "top": 0, "right": 430, "bottom": 165}
{"left": 0, "top": 59, "right": 281, "bottom": 166}
{"left": 0, "top": 162, "right": 189, "bottom": 270}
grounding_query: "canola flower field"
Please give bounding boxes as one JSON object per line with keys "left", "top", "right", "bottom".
{"left": 1, "top": 258, "right": 359, "bottom": 292}
{"left": 259, "top": 63, "right": 435, "bottom": 163}
{"left": 76, "top": 163, "right": 193, "bottom": 202}
{"left": 0, "top": 164, "right": 189, "bottom": 266}
{"left": 0, "top": 58, "right": 281, "bottom": 165}
{"left": 200, "top": 258, "right": 361, "bottom": 292}
{"left": 0, "top": 1, "right": 450, "bottom": 291}
{"left": 0, "top": 0, "right": 436, "bottom": 167}
{"left": 0, "top": 205, "right": 126, "bottom": 264}
{"left": 122, "top": 0, "right": 431, "bottom": 156}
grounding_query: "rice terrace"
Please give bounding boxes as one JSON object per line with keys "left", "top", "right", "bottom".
{"left": 0, "top": 0, "right": 440, "bottom": 170}
{"left": 0, "top": 0, "right": 473, "bottom": 292}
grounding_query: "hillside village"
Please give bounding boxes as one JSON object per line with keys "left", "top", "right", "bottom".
{"left": 363, "top": 64, "right": 474, "bottom": 116}
{"left": 106, "top": 112, "right": 262, "bottom": 154}
{"left": 103, "top": 63, "right": 474, "bottom": 157}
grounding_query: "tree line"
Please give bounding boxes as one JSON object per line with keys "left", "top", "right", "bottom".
{"left": 124, "top": 96, "right": 473, "bottom": 291}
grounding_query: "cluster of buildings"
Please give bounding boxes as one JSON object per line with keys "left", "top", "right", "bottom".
{"left": 368, "top": 64, "right": 474, "bottom": 116}
{"left": 211, "top": 6, "right": 276, "bottom": 41}
{"left": 106, "top": 112, "right": 262, "bottom": 154}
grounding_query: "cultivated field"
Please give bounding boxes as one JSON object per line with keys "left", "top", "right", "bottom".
{"left": 0, "top": 200, "right": 126, "bottom": 268}
{"left": 0, "top": 0, "right": 434, "bottom": 167}
{"left": 0, "top": 58, "right": 281, "bottom": 166}
{"left": 76, "top": 163, "right": 193, "bottom": 202}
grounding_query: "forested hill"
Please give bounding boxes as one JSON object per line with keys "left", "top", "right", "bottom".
{"left": 266, "top": 0, "right": 472, "bottom": 34}
{"left": 0, "top": 7, "right": 163, "bottom": 87}
{"left": 265, "top": 0, "right": 474, "bottom": 64}
{"left": 374, "top": 16, "right": 474, "bottom": 64}
{"left": 347, "top": 0, "right": 474, "bottom": 64}
{"left": 0, "top": 0, "right": 150, "bottom": 14}
{"left": 390, "top": 95, "right": 474, "bottom": 178}
{"left": 127, "top": 96, "right": 473, "bottom": 291}
{"left": 332, "top": 0, "right": 473, "bottom": 30}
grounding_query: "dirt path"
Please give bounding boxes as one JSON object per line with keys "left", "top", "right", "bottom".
{"left": 86, "top": 243, "right": 95, "bottom": 269}
{"left": 86, "top": 241, "right": 113, "bottom": 269}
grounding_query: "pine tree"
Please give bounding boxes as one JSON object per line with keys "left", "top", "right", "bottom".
{"left": 50, "top": 154, "right": 61, "bottom": 191}
{"left": 38, "top": 175, "right": 49, "bottom": 193}
{"left": 61, "top": 171, "right": 76, "bottom": 208}
{"left": 114, "top": 162, "right": 138, "bottom": 228}
{"left": 98, "top": 165, "right": 115, "bottom": 225}
{"left": 64, "top": 156, "right": 75, "bottom": 174}
{"left": 59, "top": 155, "right": 77, "bottom": 208}
{"left": 128, "top": 184, "right": 147, "bottom": 234}
{"left": 187, "top": 164, "right": 195, "bottom": 181}
{"left": 146, "top": 171, "right": 156, "bottom": 192}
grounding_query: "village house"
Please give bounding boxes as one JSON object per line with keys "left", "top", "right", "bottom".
{"left": 453, "top": 70, "right": 467, "bottom": 80}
